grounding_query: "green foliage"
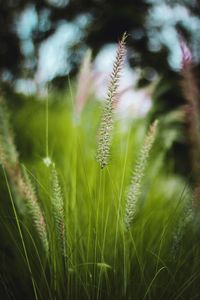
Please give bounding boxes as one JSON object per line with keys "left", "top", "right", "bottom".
{"left": 0, "top": 89, "right": 198, "bottom": 299}
{"left": 1, "top": 22, "right": 200, "bottom": 297}
{"left": 0, "top": 98, "right": 49, "bottom": 255}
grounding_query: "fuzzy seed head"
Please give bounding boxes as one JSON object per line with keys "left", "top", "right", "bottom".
{"left": 51, "top": 165, "right": 66, "bottom": 256}
{"left": 180, "top": 38, "right": 192, "bottom": 70}
{"left": 0, "top": 98, "right": 18, "bottom": 166}
{"left": 75, "top": 49, "right": 92, "bottom": 115}
{"left": 97, "top": 33, "right": 127, "bottom": 168}
{"left": 124, "top": 120, "right": 158, "bottom": 229}
{"left": 20, "top": 166, "right": 49, "bottom": 254}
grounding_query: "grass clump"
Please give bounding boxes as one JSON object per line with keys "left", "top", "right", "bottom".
{"left": 0, "top": 35, "right": 199, "bottom": 300}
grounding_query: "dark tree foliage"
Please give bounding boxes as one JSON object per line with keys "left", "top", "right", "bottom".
{"left": 0, "top": 0, "right": 199, "bottom": 81}
{"left": 0, "top": 0, "right": 25, "bottom": 76}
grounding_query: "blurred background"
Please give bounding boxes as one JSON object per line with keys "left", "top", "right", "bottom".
{"left": 1, "top": 0, "right": 199, "bottom": 90}
{"left": 0, "top": 0, "right": 200, "bottom": 177}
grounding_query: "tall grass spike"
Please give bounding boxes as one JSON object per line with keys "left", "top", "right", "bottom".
{"left": 97, "top": 33, "right": 127, "bottom": 168}
{"left": 51, "top": 164, "right": 66, "bottom": 256}
{"left": 124, "top": 120, "right": 158, "bottom": 229}
{"left": 0, "top": 98, "right": 18, "bottom": 166}
{"left": 20, "top": 166, "right": 49, "bottom": 254}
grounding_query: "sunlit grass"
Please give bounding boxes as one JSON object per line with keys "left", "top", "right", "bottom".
{"left": 0, "top": 88, "right": 198, "bottom": 300}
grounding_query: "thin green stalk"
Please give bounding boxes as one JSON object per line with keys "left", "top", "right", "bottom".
{"left": 113, "top": 129, "right": 131, "bottom": 272}
{"left": 45, "top": 90, "right": 49, "bottom": 158}
{"left": 93, "top": 168, "right": 103, "bottom": 300}
{"left": 143, "top": 267, "right": 167, "bottom": 300}
{"left": 67, "top": 75, "right": 75, "bottom": 113}
{"left": 97, "top": 205, "right": 110, "bottom": 300}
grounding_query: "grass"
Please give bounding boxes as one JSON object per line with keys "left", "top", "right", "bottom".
{"left": 0, "top": 90, "right": 198, "bottom": 300}
{"left": 0, "top": 35, "right": 199, "bottom": 300}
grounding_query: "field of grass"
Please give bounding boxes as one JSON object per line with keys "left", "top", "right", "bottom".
{"left": 0, "top": 35, "right": 200, "bottom": 300}
{"left": 0, "top": 87, "right": 199, "bottom": 300}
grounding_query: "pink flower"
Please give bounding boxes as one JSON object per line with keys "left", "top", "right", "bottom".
{"left": 180, "top": 38, "right": 192, "bottom": 70}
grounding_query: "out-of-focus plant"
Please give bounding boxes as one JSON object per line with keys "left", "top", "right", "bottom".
{"left": 180, "top": 37, "right": 200, "bottom": 206}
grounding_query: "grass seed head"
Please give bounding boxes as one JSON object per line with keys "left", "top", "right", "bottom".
{"left": 97, "top": 33, "right": 127, "bottom": 169}
{"left": 51, "top": 164, "right": 66, "bottom": 256}
{"left": 20, "top": 166, "right": 49, "bottom": 254}
{"left": 124, "top": 120, "right": 158, "bottom": 229}
{"left": 0, "top": 98, "right": 18, "bottom": 166}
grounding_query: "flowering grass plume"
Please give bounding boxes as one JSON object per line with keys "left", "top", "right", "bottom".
{"left": 171, "top": 200, "right": 194, "bottom": 260}
{"left": 75, "top": 49, "right": 92, "bottom": 116}
{"left": 0, "top": 98, "right": 18, "bottom": 166}
{"left": 179, "top": 37, "right": 200, "bottom": 206}
{"left": 20, "top": 166, "right": 49, "bottom": 253}
{"left": 97, "top": 32, "right": 127, "bottom": 169}
{"left": 180, "top": 38, "right": 192, "bottom": 70}
{"left": 51, "top": 164, "right": 65, "bottom": 256}
{"left": 0, "top": 98, "right": 49, "bottom": 253}
{"left": 124, "top": 120, "right": 158, "bottom": 229}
